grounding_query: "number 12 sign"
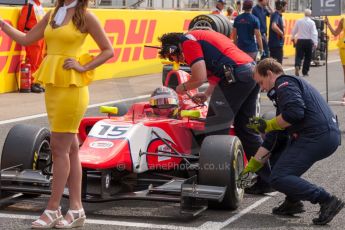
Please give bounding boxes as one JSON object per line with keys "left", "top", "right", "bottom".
{"left": 312, "top": 0, "right": 341, "bottom": 16}
{"left": 0, "top": 0, "right": 27, "bottom": 5}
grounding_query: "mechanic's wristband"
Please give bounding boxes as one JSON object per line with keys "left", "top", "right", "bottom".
{"left": 182, "top": 83, "right": 187, "bottom": 91}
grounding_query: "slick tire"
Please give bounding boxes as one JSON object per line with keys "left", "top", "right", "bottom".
{"left": 198, "top": 135, "right": 245, "bottom": 210}
{"left": 188, "top": 14, "right": 232, "bottom": 37}
{"left": 1, "top": 124, "right": 52, "bottom": 197}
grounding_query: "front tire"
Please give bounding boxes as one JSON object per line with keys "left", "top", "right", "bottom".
{"left": 198, "top": 135, "right": 245, "bottom": 209}
{"left": 1, "top": 124, "right": 52, "bottom": 197}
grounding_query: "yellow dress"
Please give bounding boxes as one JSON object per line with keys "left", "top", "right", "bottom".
{"left": 33, "top": 19, "right": 94, "bottom": 133}
{"left": 337, "top": 18, "right": 345, "bottom": 65}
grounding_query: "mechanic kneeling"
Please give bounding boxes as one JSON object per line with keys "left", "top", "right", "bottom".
{"left": 240, "top": 58, "right": 344, "bottom": 225}
{"left": 157, "top": 30, "right": 275, "bottom": 194}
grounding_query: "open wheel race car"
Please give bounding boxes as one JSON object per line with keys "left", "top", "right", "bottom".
{"left": 0, "top": 70, "right": 247, "bottom": 216}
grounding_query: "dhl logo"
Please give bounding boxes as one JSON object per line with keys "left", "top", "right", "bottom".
{"left": 0, "top": 18, "right": 192, "bottom": 74}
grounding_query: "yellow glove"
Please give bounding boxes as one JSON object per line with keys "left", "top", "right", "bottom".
{"left": 247, "top": 116, "right": 284, "bottom": 134}
{"left": 237, "top": 157, "right": 263, "bottom": 189}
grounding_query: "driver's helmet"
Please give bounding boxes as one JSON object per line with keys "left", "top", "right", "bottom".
{"left": 149, "top": 86, "right": 179, "bottom": 117}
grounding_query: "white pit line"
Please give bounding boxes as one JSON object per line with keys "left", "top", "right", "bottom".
{"left": 0, "top": 192, "right": 278, "bottom": 230}
{"left": 0, "top": 59, "right": 340, "bottom": 228}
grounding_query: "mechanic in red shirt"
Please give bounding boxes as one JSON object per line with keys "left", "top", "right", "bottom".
{"left": 158, "top": 30, "right": 272, "bottom": 193}
{"left": 17, "top": 0, "right": 45, "bottom": 93}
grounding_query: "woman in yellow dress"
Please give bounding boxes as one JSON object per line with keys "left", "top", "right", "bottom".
{"left": 0, "top": 0, "right": 114, "bottom": 228}
{"left": 325, "top": 16, "right": 345, "bottom": 102}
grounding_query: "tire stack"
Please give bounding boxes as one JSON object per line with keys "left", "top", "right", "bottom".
{"left": 311, "top": 18, "right": 327, "bottom": 66}
{"left": 188, "top": 14, "right": 233, "bottom": 37}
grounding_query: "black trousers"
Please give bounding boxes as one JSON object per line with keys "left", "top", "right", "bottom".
{"left": 295, "top": 39, "right": 313, "bottom": 75}
{"left": 269, "top": 47, "right": 283, "bottom": 64}
{"left": 261, "top": 33, "right": 269, "bottom": 60}
{"left": 203, "top": 63, "right": 263, "bottom": 156}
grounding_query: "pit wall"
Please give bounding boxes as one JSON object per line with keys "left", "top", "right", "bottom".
{"left": 0, "top": 7, "right": 343, "bottom": 93}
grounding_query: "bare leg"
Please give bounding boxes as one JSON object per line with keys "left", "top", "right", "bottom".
{"left": 32, "top": 132, "right": 74, "bottom": 226}
{"left": 342, "top": 65, "right": 345, "bottom": 100}
{"left": 67, "top": 135, "right": 83, "bottom": 211}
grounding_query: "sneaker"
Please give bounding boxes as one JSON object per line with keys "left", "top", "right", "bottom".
{"left": 272, "top": 199, "right": 305, "bottom": 216}
{"left": 295, "top": 66, "right": 300, "bottom": 76}
{"left": 312, "top": 195, "right": 344, "bottom": 225}
{"left": 244, "top": 183, "right": 275, "bottom": 195}
{"left": 31, "top": 83, "right": 44, "bottom": 93}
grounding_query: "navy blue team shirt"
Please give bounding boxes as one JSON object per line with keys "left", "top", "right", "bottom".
{"left": 233, "top": 12, "right": 261, "bottom": 53}
{"left": 268, "top": 11, "right": 284, "bottom": 48}
{"left": 262, "top": 75, "right": 339, "bottom": 151}
{"left": 252, "top": 4, "right": 270, "bottom": 34}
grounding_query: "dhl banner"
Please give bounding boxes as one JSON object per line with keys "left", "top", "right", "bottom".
{"left": 0, "top": 6, "right": 344, "bottom": 93}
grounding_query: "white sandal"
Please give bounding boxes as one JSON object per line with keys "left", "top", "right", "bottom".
{"left": 55, "top": 208, "right": 86, "bottom": 229}
{"left": 31, "top": 207, "right": 62, "bottom": 229}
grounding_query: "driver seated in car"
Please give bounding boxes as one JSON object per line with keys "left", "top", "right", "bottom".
{"left": 149, "top": 86, "right": 180, "bottom": 118}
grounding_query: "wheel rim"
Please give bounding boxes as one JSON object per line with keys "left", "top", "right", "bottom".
{"left": 36, "top": 139, "right": 52, "bottom": 173}
{"left": 193, "top": 20, "right": 212, "bottom": 28}
{"left": 233, "top": 147, "right": 244, "bottom": 195}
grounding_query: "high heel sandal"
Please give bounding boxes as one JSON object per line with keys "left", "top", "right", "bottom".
{"left": 31, "top": 207, "right": 62, "bottom": 229}
{"left": 55, "top": 208, "right": 86, "bottom": 229}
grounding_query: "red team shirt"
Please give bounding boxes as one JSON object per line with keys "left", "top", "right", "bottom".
{"left": 180, "top": 30, "right": 253, "bottom": 84}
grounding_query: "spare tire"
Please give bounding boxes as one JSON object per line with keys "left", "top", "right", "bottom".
{"left": 188, "top": 14, "right": 232, "bottom": 37}
{"left": 213, "top": 14, "right": 232, "bottom": 37}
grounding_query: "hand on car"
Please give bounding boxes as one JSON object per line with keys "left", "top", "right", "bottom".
{"left": 191, "top": 93, "right": 208, "bottom": 104}
{"left": 175, "top": 84, "right": 186, "bottom": 94}
{"left": 63, "top": 58, "right": 86, "bottom": 72}
{"left": 237, "top": 157, "right": 263, "bottom": 188}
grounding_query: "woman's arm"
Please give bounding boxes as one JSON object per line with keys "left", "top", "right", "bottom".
{"left": 326, "top": 17, "right": 343, "bottom": 37}
{"left": 0, "top": 12, "right": 49, "bottom": 46}
{"left": 82, "top": 12, "right": 114, "bottom": 71}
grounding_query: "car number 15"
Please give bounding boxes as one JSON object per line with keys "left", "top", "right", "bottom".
{"left": 89, "top": 122, "right": 131, "bottom": 139}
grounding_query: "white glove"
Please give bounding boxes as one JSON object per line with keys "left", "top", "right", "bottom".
{"left": 255, "top": 50, "right": 263, "bottom": 62}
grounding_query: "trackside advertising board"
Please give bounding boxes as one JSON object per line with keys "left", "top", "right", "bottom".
{"left": 0, "top": 7, "right": 344, "bottom": 93}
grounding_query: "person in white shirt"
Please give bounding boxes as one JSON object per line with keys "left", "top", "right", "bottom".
{"left": 211, "top": 0, "right": 226, "bottom": 15}
{"left": 291, "top": 9, "right": 318, "bottom": 77}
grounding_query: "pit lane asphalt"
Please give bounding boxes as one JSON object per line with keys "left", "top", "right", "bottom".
{"left": 1, "top": 52, "right": 345, "bottom": 229}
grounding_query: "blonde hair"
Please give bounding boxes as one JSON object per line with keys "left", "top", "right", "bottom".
{"left": 50, "top": 0, "right": 89, "bottom": 32}
{"left": 255, "top": 58, "right": 284, "bottom": 77}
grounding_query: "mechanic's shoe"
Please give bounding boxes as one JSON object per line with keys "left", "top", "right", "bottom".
{"left": 31, "top": 83, "right": 44, "bottom": 93}
{"left": 55, "top": 208, "right": 86, "bottom": 228}
{"left": 244, "top": 183, "right": 275, "bottom": 195}
{"left": 272, "top": 199, "right": 305, "bottom": 216}
{"left": 295, "top": 66, "right": 300, "bottom": 76}
{"left": 312, "top": 195, "right": 344, "bottom": 225}
{"left": 31, "top": 207, "right": 62, "bottom": 229}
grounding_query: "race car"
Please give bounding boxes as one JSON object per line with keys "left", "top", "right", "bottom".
{"left": 0, "top": 70, "right": 247, "bottom": 216}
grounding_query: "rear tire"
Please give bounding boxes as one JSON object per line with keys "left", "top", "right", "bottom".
{"left": 198, "top": 135, "right": 244, "bottom": 210}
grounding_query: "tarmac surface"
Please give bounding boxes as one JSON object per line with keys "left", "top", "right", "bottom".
{"left": 1, "top": 51, "right": 345, "bottom": 229}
